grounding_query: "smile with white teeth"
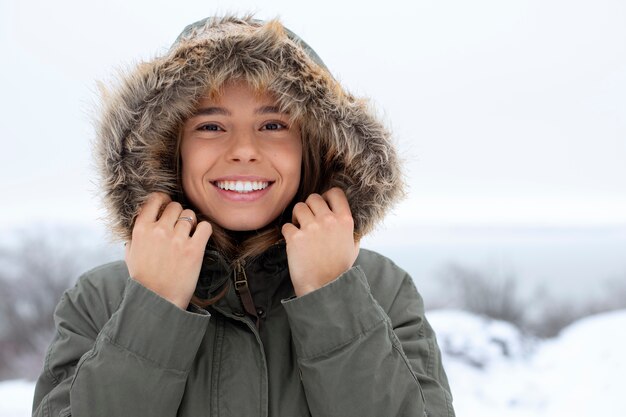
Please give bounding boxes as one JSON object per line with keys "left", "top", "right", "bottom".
{"left": 214, "top": 180, "right": 271, "bottom": 193}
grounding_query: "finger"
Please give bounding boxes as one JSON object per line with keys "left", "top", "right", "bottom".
{"left": 191, "top": 221, "right": 213, "bottom": 245}
{"left": 291, "top": 201, "right": 314, "bottom": 227}
{"left": 281, "top": 222, "right": 299, "bottom": 239}
{"left": 174, "top": 209, "right": 197, "bottom": 233}
{"left": 158, "top": 201, "right": 185, "bottom": 227}
{"left": 136, "top": 192, "right": 172, "bottom": 223}
{"left": 322, "top": 187, "right": 352, "bottom": 216}
{"left": 304, "top": 193, "right": 332, "bottom": 216}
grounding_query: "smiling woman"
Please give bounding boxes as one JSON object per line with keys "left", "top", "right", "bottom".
{"left": 179, "top": 81, "right": 303, "bottom": 232}
{"left": 31, "top": 15, "right": 454, "bottom": 417}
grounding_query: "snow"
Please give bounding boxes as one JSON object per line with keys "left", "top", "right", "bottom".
{"left": 3, "top": 310, "right": 625, "bottom": 416}
{"left": 428, "top": 309, "right": 626, "bottom": 416}
{"left": 0, "top": 380, "right": 35, "bottom": 417}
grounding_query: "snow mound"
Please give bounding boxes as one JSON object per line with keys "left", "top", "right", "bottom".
{"left": 427, "top": 309, "right": 626, "bottom": 417}
{"left": 0, "top": 380, "right": 35, "bottom": 417}
{"left": 428, "top": 309, "right": 532, "bottom": 368}
{"left": 532, "top": 310, "right": 626, "bottom": 416}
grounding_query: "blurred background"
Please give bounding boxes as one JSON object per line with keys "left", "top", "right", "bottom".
{"left": 1, "top": 0, "right": 625, "bottom": 415}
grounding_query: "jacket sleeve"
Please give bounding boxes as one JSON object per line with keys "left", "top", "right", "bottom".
{"left": 32, "top": 263, "right": 210, "bottom": 417}
{"left": 281, "top": 257, "right": 455, "bottom": 417}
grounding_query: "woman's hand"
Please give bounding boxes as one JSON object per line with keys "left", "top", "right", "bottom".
{"left": 125, "top": 192, "right": 212, "bottom": 309}
{"left": 281, "top": 187, "right": 360, "bottom": 297}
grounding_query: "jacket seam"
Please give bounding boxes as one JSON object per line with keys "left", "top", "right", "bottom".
{"left": 388, "top": 272, "right": 411, "bottom": 312}
{"left": 44, "top": 329, "right": 63, "bottom": 386}
{"left": 101, "top": 334, "right": 188, "bottom": 375}
{"left": 402, "top": 277, "right": 427, "bottom": 339}
{"left": 395, "top": 336, "right": 427, "bottom": 416}
{"left": 444, "top": 389, "right": 454, "bottom": 417}
{"left": 391, "top": 343, "right": 419, "bottom": 384}
{"left": 426, "top": 338, "right": 435, "bottom": 378}
{"left": 299, "top": 316, "right": 386, "bottom": 360}
{"left": 211, "top": 315, "right": 225, "bottom": 417}
{"left": 43, "top": 396, "right": 49, "bottom": 417}
{"left": 69, "top": 345, "right": 97, "bottom": 393}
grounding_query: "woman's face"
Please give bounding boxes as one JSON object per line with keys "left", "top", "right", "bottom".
{"left": 180, "top": 82, "right": 302, "bottom": 231}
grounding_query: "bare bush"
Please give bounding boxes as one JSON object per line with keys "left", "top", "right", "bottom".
{"left": 527, "top": 274, "right": 626, "bottom": 338}
{"left": 434, "top": 262, "right": 626, "bottom": 339}
{"left": 436, "top": 263, "right": 527, "bottom": 329}
{"left": 0, "top": 225, "right": 121, "bottom": 381}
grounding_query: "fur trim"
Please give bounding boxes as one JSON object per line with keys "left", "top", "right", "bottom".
{"left": 95, "top": 15, "right": 405, "bottom": 241}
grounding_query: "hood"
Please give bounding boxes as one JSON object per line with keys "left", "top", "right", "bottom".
{"left": 95, "top": 15, "right": 405, "bottom": 242}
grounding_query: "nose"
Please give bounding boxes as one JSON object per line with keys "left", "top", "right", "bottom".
{"left": 226, "top": 130, "right": 260, "bottom": 163}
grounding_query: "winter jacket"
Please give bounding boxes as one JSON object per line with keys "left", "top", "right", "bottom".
{"left": 32, "top": 246, "right": 453, "bottom": 417}
{"left": 32, "top": 15, "right": 455, "bottom": 416}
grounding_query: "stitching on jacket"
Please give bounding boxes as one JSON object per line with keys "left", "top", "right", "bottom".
{"left": 388, "top": 272, "right": 411, "bottom": 311}
{"left": 394, "top": 388, "right": 426, "bottom": 417}
{"left": 211, "top": 316, "right": 225, "bottom": 417}
{"left": 300, "top": 316, "right": 386, "bottom": 360}
{"left": 68, "top": 345, "right": 97, "bottom": 393}
{"left": 400, "top": 275, "right": 426, "bottom": 338}
{"left": 391, "top": 343, "right": 419, "bottom": 384}
{"left": 390, "top": 345, "right": 427, "bottom": 417}
{"left": 43, "top": 396, "right": 49, "bottom": 417}
{"left": 426, "top": 338, "right": 435, "bottom": 378}
{"left": 44, "top": 328, "right": 63, "bottom": 386}
{"left": 44, "top": 292, "right": 71, "bottom": 387}
{"left": 101, "top": 334, "right": 188, "bottom": 375}
{"left": 444, "top": 389, "right": 454, "bottom": 417}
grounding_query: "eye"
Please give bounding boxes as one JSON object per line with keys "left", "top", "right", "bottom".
{"left": 261, "top": 122, "right": 287, "bottom": 131}
{"left": 197, "top": 123, "right": 223, "bottom": 132}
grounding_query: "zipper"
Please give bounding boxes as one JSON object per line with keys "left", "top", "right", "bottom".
{"left": 233, "top": 260, "right": 260, "bottom": 329}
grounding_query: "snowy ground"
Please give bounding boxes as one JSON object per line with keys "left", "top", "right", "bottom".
{"left": 0, "top": 380, "right": 35, "bottom": 417}
{"left": 3, "top": 309, "right": 625, "bottom": 416}
{"left": 429, "top": 309, "right": 626, "bottom": 416}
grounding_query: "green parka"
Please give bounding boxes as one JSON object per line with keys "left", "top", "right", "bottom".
{"left": 32, "top": 247, "right": 453, "bottom": 416}
{"left": 32, "top": 15, "right": 455, "bottom": 417}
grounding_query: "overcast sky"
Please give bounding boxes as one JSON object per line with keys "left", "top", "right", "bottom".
{"left": 1, "top": 0, "right": 625, "bottom": 233}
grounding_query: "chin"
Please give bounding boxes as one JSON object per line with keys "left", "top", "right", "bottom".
{"left": 216, "top": 217, "right": 275, "bottom": 232}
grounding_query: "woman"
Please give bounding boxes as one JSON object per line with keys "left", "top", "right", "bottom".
{"left": 32, "top": 15, "right": 454, "bottom": 417}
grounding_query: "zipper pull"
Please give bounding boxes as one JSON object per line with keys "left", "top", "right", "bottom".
{"left": 233, "top": 261, "right": 248, "bottom": 292}
{"left": 233, "top": 261, "right": 260, "bottom": 329}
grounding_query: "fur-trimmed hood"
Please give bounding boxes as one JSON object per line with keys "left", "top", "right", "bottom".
{"left": 96, "top": 15, "right": 404, "bottom": 242}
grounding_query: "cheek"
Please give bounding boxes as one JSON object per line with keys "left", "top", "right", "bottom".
{"left": 287, "top": 145, "right": 303, "bottom": 188}
{"left": 291, "top": 135, "right": 303, "bottom": 175}
{"left": 180, "top": 147, "right": 207, "bottom": 197}
{"left": 180, "top": 164, "right": 196, "bottom": 203}
{"left": 180, "top": 164, "right": 192, "bottom": 189}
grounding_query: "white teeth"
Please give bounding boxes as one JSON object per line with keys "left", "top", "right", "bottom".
{"left": 215, "top": 180, "right": 270, "bottom": 193}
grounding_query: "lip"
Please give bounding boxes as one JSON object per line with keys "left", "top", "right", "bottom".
{"left": 211, "top": 175, "right": 274, "bottom": 182}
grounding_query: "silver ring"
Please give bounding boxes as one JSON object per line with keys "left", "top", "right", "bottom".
{"left": 176, "top": 216, "right": 195, "bottom": 225}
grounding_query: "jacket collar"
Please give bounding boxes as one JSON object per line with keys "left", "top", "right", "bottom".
{"left": 194, "top": 242, "right": 290, "bottom": 307}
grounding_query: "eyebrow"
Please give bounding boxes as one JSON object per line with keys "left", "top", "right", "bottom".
{"left": 255, "top": 105, "right": 284, "bottom": 115}
{"left": 194, "top": 107, "right": 231, "bottom": 116}
{"left": 192, "top": 105, "right": 286, "bottom": 117}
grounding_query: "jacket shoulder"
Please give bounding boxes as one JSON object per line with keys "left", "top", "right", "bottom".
{"left": 355, "top": 248, "right": 407, "bottom": 274}
{"left": 73, "top": 260, "right": 129, "bottom": 304}
{"left": 56, "top": 260, "right": 130, "bottom": 333}
{"left": 354, "top": 248, "right": 423, "bottom": 312}
{"left": 75, "top": 260, "right": 129, "bottom": 292}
